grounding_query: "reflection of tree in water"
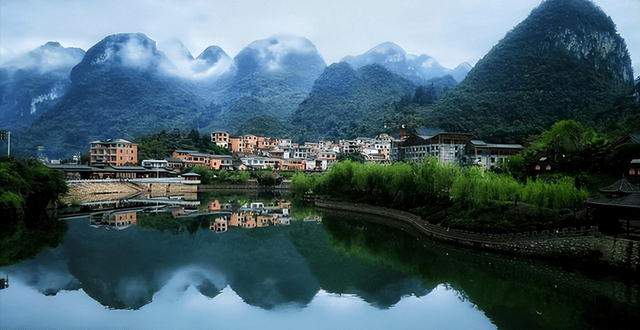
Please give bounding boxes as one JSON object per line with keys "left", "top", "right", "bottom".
{"left": 319, "top": 211, "right": 640, "bottom": 330}
{"left": 7, "top": 206, "right": 639, "bottom": 328}
{"left": 0, "top": 214, "right": 67, "bottom": 266}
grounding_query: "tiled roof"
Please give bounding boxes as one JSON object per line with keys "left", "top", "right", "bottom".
{"left": 599, "top": 178, "right": 640, "bottom": 194}
{"left": 415, "top": 127, "right": 444, "bottom": 138}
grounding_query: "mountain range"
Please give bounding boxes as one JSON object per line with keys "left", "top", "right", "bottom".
{"left": 0, "top": 33, "right": 468, "bottom": 158}
{"left": 0, "top": 0, "right": 637, "bottom": 159}
{"left": 0, "top": 42, "right": 84, "bottom": 127}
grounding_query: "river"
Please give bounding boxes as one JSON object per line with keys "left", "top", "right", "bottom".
{"left": 0, "top": 193, "right": 638, "bottom": 330}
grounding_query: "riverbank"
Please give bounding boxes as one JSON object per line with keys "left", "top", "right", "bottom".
{"left": 310, "top": 198, "right": 640, "bottom": 274}
{"left": 198, "top": 180, "right": 291, "bottom": 192}
{"left": 62, "top": 181, "right": 143, "bottom": 203}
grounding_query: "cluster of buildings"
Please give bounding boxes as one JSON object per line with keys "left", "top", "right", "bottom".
{"left": 50, "top": 127, "right": 527, "bottom": 180}
{"left": 48, "top": 127, "right": 531, "bottom": 180}
{"left": 210, "top": 128, "right": 524, "bottom": 171}
{"left": 208, "top": 200, "right": 294, "bottom": 233}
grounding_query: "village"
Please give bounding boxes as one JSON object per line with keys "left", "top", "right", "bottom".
{"left": 45, "top": 127, "right": 529, "bottom": 180}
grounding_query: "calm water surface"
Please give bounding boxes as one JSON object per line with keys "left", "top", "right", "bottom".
{"left": 0, "top": 195, "right": 638, "bottom": 330}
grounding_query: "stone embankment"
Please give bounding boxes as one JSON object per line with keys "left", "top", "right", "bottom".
{"left": 63, "top": 180, "right": 143, "bottom": 203}
{"left": 310, "top": 197, "right": 640, "bottom": 272}
{"left": 198, "top": 180, "right": 291, "bottom": 191}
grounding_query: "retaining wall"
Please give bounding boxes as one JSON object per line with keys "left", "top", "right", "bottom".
{"left": 313, "top": 199, "right": 640, "bottom": 271}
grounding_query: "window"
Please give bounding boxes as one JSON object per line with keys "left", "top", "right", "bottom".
{"left": 630, "top": 168, "right": 636, "bottom": 175}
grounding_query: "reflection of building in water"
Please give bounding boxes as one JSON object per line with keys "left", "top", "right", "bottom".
{"left": 229, "top": 211, "right": 255, "bottom": 228}
{"left": 209, "top": 200, "right": 221, "bottom": 211}
{"left": 212, "top": 206, "right": 291, "bottom": 233}
{"left": 90, "top": 211, "right": 137, "bottom": 229}
{"left": 257, "top": 214, "right": 279, "bottom": 227}
{"left": 210, "top": 217, "right": 228, "bottom": 233}
{"left": 171, "top": 208, "right": 186, "bottom": 218}
{"left": 208, "top": 200, "right": 233, "bottom": 212}
{"left": 303, "top": 216, "right": 322, "bottom": 223}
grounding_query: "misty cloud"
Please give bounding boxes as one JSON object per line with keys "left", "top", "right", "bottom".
{"left": 120, "top": 37, "right": 156, "bottom": 68}
{"left": 244, "top": 35, "right": 323, "bottom": 71}
{"left": 2, "top": 42, "right": 84, "bottom": 74}
{"left": 1, "top": 1, "right": 637, "bottom": 74}
{"left": 158, "top": 40, "right": 235, "bottom": 80}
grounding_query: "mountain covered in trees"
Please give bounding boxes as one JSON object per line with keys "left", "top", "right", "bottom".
{"left": 290, "top": 62, "right": 457, "bottom": 141}
{"left": 202, "top": 35, "right": 327, "bottom": 134}
{"left": 1, "top": 0, "right": 637, "bottom": 158}
{"left": 421, "top": 0, "right": 636, "bottom": 142}
{"left": 16, "top": 34, "right": 206, "bottom": 157}
{"left": 0, "top": 32, "right": 468, "bottom": 158}
{"left": 0, "top": 42, "right": 85, "bottom": 128}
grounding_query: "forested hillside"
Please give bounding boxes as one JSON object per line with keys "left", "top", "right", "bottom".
{"left": 421, "top": 0, "right": 636, "bottom": 142}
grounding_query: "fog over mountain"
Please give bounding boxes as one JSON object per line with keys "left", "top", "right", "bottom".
{"left": 1, "top": 0, "right": 637, "bottom": 159}
{"left": 0, "top": 42, "right": 85, "bottom": 127}
{"left": 0, "top": 32, "right": 465, "bottom": 158}
{"left": 343, "top": 42, "right": 470, "bottom": 84}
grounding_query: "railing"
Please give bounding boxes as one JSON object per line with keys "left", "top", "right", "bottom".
{"left": 306, "top": 194, "right": 598, "bottom": 244}
{"left": 81, "top": 198, "right": 200, "bottom": 208}
{"left": 67, "top": 179, "right": 124, "bottom": 184}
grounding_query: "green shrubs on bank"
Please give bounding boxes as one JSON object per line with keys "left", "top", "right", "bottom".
{"left": 292, "top": 157, "right": 590, "bottom": 232}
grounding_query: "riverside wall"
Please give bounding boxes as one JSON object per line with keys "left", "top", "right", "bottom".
{"left": 198, "top": 180, "right": 291, "bottom": 191}
{"left": 312, "top": 199, "right": 640, "bottom": 272}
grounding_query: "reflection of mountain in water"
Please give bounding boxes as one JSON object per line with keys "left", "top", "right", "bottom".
{"left": 11, "top": 217, "right": 427, "bottom": 310}
{"left": 319, "top": 211, "right": 640, "bottom": 330}
{"left": 6, "top": 209, "right": 638, "bottom": 329}
{"left": 288, "top": 217, "right": 433, "bottom": 309}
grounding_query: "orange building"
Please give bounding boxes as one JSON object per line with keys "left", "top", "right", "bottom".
{"left": 229, "top": 137, "right": 242, "bottom": 153}
{"left": 107, "top": 211, "right": 137, "bottom": 227}
{"left": 208, "top": 200, "right": 221, "bottom": 211}
{"left": 242, "top": 134, "right": 258, "bottom": 154}
{"left": 207, "top": 155, "right": 233, "bottom": 170}
{"left": 89, "top": 139, "right": 138, "bottom": 166}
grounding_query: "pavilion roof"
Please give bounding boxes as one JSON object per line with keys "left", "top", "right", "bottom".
{"left": 599, "top": 178, "right": 640, "bottom": 194}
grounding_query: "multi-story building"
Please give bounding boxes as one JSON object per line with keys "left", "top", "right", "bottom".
{"left": 293, "top": 145, "right": 310, "bottom": 159}
{"left": 240, "top": 156, "right": 270, "bottom": 169}
{"left": 208, "top": 155, "right": 233, "bottom": 170}
{"left": 89, "top": 139, "right": 138, "bottom": 166}
{"left": 340, "top": 140, "right": 360, "bottom": 154}
{"left": 260, "top": 137, "right": 280, "bottom": 150}
{"left": 171, "top": 150, "right": 233, "bottom": 170}
{"left": 462, "top": 140, "right": 524, "bottom": 169}
{"left": 282, "top": 158, "right": 306, "bottom": 171}
{"left": 229, "top": 137, "right": 243, "bottom": 153}
{"left": 391, "top": 129, "right": 473, "bottom": 164}
{"left": 211, "top": 131, "right": 230, "bottom": 148}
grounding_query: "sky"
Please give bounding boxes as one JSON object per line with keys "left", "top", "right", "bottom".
{"left": 0, "top": 0, "right": 638, "bottom": 74}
